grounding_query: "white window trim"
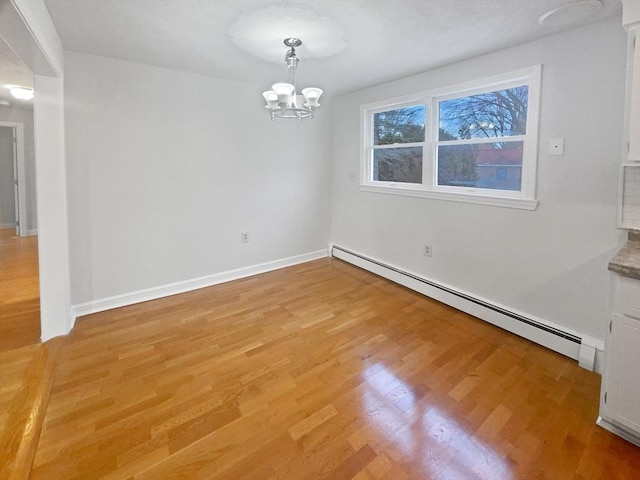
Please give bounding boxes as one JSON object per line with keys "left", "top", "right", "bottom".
{"left": 360, "top": 65, "right": 542, "bottom": 210}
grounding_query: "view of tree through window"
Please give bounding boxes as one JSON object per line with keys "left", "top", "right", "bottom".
{"left": 437, "top": 85, "right": 528, "bottom": 191}
{"left": 363, "top": 67, "right": 540, "bottom": 207}
{"left": 374, "top": 106, "right": 425, "bottom": 145}
{"left": 372, "top": 105, "right": 425, "bottom": 183}
{"left": 439, "top": 86, "right": 528, "bottom": 140}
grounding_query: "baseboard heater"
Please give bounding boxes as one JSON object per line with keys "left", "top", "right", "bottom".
{"left": 330, "top": 244, "right": 585, "bottom": 363}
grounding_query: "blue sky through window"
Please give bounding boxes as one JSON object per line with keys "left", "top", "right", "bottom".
{"left": 374, "top": 105, "right": 426, "bottom": 145}
{"left": 439, "top": 85, "right": 528, "bottom": 141}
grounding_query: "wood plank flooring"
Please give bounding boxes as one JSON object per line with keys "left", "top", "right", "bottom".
{"left": 0, "top": 339, "right": 61, "bottom": 479}
{"left": 0, "top": 344, "right": 40, "bottom": 440}
{"left": 29, "top": 258, "right": 640, "bottom": 479}
{"left": 0, "top": 228, "right": 40, "bottom": 351}
{"left": 0, "top": 228, "right": 49, "bottom": 479}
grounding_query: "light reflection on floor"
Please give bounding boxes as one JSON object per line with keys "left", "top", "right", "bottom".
{"left": 361, "top": 362, "right": 513, "bottom": 480}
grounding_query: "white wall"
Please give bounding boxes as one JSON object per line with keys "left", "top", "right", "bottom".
{"left": 0, "top": 106, "right": 37, "bottom": 231}
{"left": 64, "top": 52, "right": 332, "bottom": 305}
{"left": 2, "top": 0, "right": 64, "bottom": 77}
{"left": 34, "top": 73, "right": 72, "bottom": 340}
{"left": 4, "top": 0, "right": 71, "bottom": 341}
{"left": 330, "top": 18, "right": 627, "bottom": 343}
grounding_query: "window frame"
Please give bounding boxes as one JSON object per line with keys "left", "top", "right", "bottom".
{"left": 360, "top": 66, "right": 542, "bottom": 210}
{"left": 369, "top": 99, "right": 426, "bottom": 185}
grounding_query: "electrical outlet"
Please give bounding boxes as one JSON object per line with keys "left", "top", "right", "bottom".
{"left": 241, "top": 231, "right": 249, "bottom": 243}
{"left": 424, "top": 244, "right": 432, "bottom": 257}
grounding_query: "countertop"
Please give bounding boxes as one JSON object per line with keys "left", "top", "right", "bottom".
{"left": 608, "top": 230, "right": 640, "bottom": 280}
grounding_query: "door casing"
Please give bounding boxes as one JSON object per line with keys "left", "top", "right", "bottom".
{"left": 0, "top": 121, "right": 28, "bottom": 236}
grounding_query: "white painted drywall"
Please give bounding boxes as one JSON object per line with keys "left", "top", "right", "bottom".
{"left": 5, "top": 0, "right": 71, "bottom": 341}
{"left": 0, "top": 106, "right": 37, "bottom": 231}
{"left": 4, "top": 0, "right": 64, "bottom": 76}
{"left": 64, "top": 52, "right": 332, "bottom": 305}
{"left": 330, "top": 18, "right": 627, "bottom": 343}
{"left": 34, "top": 73, "right": 72, "bottom": 340}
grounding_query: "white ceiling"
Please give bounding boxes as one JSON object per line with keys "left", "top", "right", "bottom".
{"left": 7, "top": 0, "right": 624, "bottom": 99}
{"left": 0, "top": 37, "right": 33, "bottom": 106}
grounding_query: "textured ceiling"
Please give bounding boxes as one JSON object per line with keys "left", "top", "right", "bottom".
{"left": 9, "top": 0, "right": 624, "bottom": 99}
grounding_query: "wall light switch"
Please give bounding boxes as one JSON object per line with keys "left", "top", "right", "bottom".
{"left": 549, "top": 137, "right": 565, "bottom": 156}
{"left": 348, "top": 170, "right": 357, "bottom": 182}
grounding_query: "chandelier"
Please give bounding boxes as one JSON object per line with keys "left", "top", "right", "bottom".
{"left": 262, "top": 38, "right": 323, "bottom": 122}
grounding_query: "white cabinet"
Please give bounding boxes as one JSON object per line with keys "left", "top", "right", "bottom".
{"left": 621, "top": 2, "right": 640, "bottom": 163}
{"left": 614, "top": 274, "right": 640, "bottom": 319}
{"left": 624, "top": 24, "right": 640, "bottom": 163}
{"left": 601, "top": 314, "right": 640, "bottom": 434}
{"left": 601, "top": 1, "right": 640, "bottom": 446}
{"left": 619, "top": 7, "right": 640, "bottom": 228}
{"left": 598, "top": 275, "right": 640, "bottom": 446}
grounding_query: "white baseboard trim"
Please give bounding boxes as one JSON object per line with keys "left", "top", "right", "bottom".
{"left": 579, "top": 334, "right": 605, "bottom": 373}
{"left": 0, "top": 225, "right": 36, "bottom": 235}
{"left": 331, "top": 244, "right": 601, "bottom": 369}
{"left": 597, "top": 416, "right": 640, "bottom": 447}
{"left": 71, "top": 249, "right": 328, "bottom": 324}
{"left": 594, "top": 348, "right": 605, "bottom": 375}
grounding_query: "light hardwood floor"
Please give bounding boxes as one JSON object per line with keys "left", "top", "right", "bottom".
{"left": 0, "top": 228, "right": 40, "bottom": 351}
{"left": 0, "top": 229, "right": 48, "bottom": 480}
{"left": 27, "top": 257, "right": 639, "bottom": 479}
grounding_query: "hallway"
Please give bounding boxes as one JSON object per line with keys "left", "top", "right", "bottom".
{"left": 0, "top": 228, "right": 40, "bottom": 351}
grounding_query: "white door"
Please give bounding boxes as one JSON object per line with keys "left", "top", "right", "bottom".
{"left": 11, "top": 128, "right": 20, "bottom": 235}
{"left": 0, "top": 126, "right": 19, "bottom": 234}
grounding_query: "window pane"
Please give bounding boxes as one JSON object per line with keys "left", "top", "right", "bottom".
{"left": 439, "top": 85, "right": 528, "bottom": 140}
{"left": 437, "top": 141, "right": 523, "bottom": 191}
{"left": 374, "top": 147, "right": 422, "bottom": 183}
{"left": 374, "top": 105, "right": 425, "bottom": 145}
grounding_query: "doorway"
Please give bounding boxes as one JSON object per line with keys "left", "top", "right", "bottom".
{"left": 0, "top": 124, "right": 28, "bottom": 235}
{"left": 0, "top": 54, "right": 40, "bottom": 348}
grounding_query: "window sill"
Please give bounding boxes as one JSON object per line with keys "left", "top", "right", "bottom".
{"left": 360, "top": 184, "right": 539, "bottom": 210}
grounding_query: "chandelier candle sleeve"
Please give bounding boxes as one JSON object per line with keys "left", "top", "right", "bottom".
{"left": 262, "top": 38, "right": 323, "bottom": 122}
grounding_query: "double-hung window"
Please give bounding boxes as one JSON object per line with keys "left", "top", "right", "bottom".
{"left": 371, "top": 104, "right": 426, "bottom": 184}
{"left": 361, "top": 66, "right": 541, "bottom": 210}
